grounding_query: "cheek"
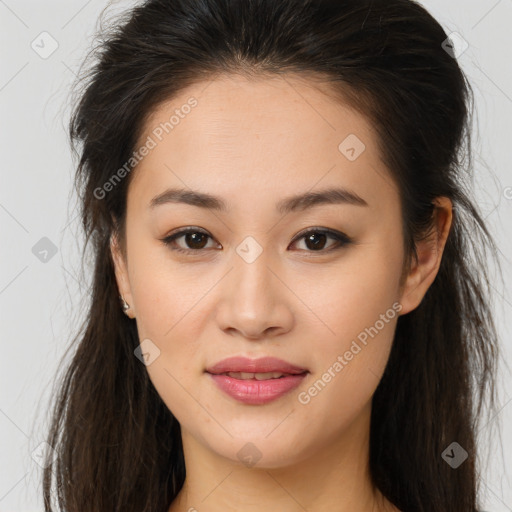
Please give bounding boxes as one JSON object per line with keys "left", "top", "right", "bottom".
{"left": 293, "top": 284, "right": 399, "bottom": 443}
{"left": 296, "top": 236, "right": 403, "bottom": 345}
{"left": 126, "top": 232, "right": 205, "bottom": 339}
{"left": 130, "top": 259, "right": 209, "bottom": 419}
{"left": 131, "top": 266, "right": 207, "bottom": 376}
{"left": 124, "top": 241, "right": 209, "bottom": 408}
{"left": 294, "top": 239, "right": 403, "bottom": 407}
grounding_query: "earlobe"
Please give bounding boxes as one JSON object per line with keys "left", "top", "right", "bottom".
{"left": 110, "top": 233, "right": 135, "bottom": 318}
{"left": 398, "top": 197, "right": 453, "bottom": 316}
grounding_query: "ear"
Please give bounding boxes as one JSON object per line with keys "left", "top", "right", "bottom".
{"left": 398, "top": 196, "right": 453, "bottom": 316}
{"left": 110, "top": 231, "right": 135, "bottom": 318}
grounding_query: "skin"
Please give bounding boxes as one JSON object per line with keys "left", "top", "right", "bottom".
{"left": 111, "top": 73, "right": 452, "bottom": 512}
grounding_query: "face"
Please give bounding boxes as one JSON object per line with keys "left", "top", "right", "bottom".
{"left": 111, "top": 73, "right": 447, "bottom": 468}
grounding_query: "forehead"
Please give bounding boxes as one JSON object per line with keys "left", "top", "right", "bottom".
{"left": 139, "top": 73, "right": 375, "bottom": 152}
{"left": 128, "top": 73, "right": 398, "bottom": 213}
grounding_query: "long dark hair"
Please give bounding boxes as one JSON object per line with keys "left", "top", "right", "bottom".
{"left": 42, "top": 1, "right": 503, "bottom": 510}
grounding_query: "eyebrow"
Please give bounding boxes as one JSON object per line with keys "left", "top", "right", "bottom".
{"left": 149, "top": 186, "right": 368, "bottom": 214}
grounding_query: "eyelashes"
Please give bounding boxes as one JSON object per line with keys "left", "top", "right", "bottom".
{"left": 161, "top": 226, "right": 353, "bottom": 255}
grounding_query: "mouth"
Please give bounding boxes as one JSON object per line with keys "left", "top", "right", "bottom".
{"left": 205, "top": 356, "right": 309, "bottom": 405}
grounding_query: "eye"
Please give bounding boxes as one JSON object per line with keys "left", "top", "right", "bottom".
{"left": 161, "top": 227, "right": 352, "bottom": 254}
{"left": 161, "top": 227, "right": 217, "bottom": 253}
{"left": 290, "top": 228, "right": 352, "bottom": 253}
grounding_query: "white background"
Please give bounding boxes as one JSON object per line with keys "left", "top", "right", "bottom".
{"left": 0, "top": 1, "right": 511, "bottom": 510}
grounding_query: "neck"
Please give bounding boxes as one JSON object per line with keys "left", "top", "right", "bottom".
{"left": 168, "top": 401, "right": 398, "bottom": 512}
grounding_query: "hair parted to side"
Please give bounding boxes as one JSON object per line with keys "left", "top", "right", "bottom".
{"left": 42, "top": 1, "right": 503, "bottom": 511}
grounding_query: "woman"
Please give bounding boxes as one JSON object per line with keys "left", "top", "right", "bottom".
{"left": 42, "top": 1, "right": 502, "bottom": 511}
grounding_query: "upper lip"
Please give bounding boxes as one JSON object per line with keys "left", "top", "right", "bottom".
{"left": 206, "top": 356, "right": 308, "bottom": 375}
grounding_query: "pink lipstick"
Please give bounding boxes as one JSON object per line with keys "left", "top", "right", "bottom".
{"left": 206, "top": 356, "right": 309, "bottom": 405}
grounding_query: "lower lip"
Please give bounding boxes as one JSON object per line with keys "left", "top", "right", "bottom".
{"left": 207, "top": 372, "right": 308, "bottom": 405}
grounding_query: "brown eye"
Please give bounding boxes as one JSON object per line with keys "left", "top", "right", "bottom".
{"left": 162, "top": 228, "right": 217, "bottom": 253}
{"left": 179, "top": 231, "right": 209, "bottom": 250}
{"left": 303, "top": 231, "right": 330, "bottom": 251}
{"left": 291, "top": 229, "right": 352, "bottom": 253}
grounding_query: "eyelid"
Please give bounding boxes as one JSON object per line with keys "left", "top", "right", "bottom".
{"left": 161, "top": 226, "right": 352, "bottom": 254}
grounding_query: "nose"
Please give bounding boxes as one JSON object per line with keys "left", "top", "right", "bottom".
{"left": 215, "top": 249, "right": 295, "bottom": 340}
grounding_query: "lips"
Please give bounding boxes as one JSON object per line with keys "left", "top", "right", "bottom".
{"left": 205, "top": 356, "right": 308, "bottom": 376}
{"left": 206, "top": 356, "right": 309, "bottom": 404}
